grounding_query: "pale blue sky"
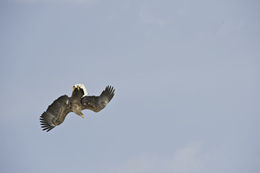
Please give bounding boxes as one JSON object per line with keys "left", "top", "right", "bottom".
{"left": 1, "top": 0, "right": 259, "bottom": 173}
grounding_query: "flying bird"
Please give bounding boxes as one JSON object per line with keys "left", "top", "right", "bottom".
{"left": 40, "top": 84, "right": 115, "bottom": 132}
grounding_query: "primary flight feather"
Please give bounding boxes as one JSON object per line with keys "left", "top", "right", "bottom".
{"left": 40, "top": 84, "right": 115, "bottom": 132}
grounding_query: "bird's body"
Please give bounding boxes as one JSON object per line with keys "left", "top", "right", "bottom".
{"left": 70, "top": 85, "right": 85, "bottom": 118}
{"left": 40, "top": 84, "right": 115, "bottom": 132}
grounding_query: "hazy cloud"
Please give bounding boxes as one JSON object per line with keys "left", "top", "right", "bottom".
{"left": 139, "top": 7, "right": 167, "bottom": 26}
{"left": 113, "top": 142, "right": 204, "bottom": 173}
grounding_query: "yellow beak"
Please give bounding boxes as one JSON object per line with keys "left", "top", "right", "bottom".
{"left": 80, "top": 115, "right": 85, "bottom": 119}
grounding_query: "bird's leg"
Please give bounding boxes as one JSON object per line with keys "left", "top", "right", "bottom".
{"left": 76, "top": 111, "right": 85, "bottom": 119}
{"left": 72, "top": 85, "right": 81, "bottom": 92}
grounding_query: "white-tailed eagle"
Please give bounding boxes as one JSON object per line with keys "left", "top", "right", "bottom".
{"left": 40, "top": 84, "right": 115, "bottom": 132}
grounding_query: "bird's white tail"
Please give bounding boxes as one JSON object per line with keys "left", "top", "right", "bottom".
{"left": 72, "top": 83, "right": 88, "bottom": 97}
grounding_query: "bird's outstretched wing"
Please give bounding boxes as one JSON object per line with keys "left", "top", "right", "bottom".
{"left": 40, "top": 95, "right": 71, "bottom": 132}
{"left": 81, "top": 86, "right": 115, "bottom": 112}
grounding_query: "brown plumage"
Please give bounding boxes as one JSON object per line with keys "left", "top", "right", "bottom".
{"left": 81, "top": 86, "right": 115, "bottom": 112}
{"left": 40, "top": 84, "right": 115, "bottom": 132}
